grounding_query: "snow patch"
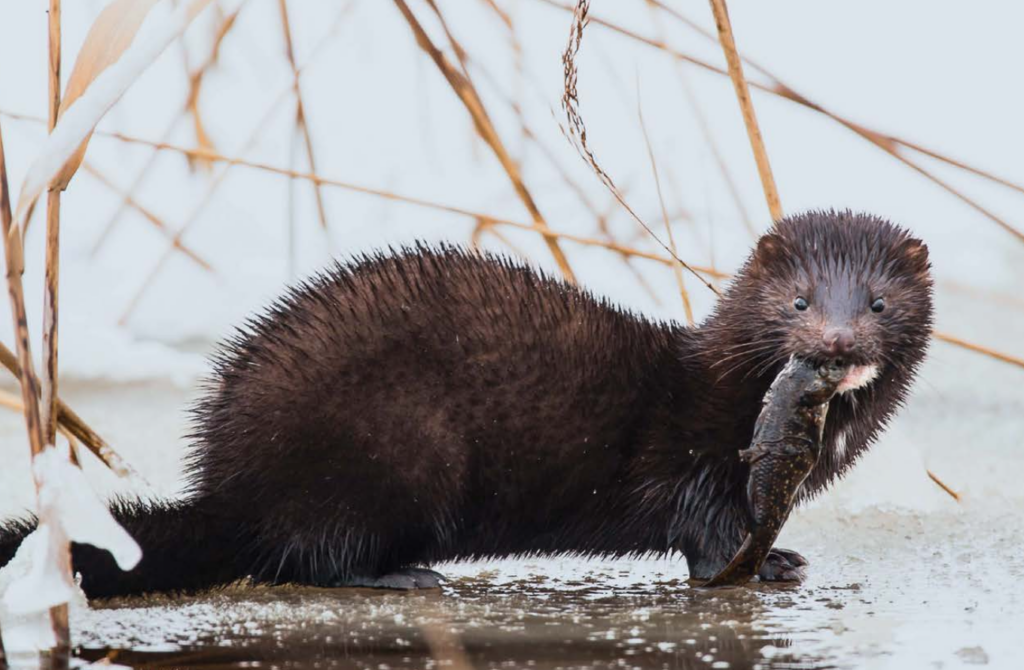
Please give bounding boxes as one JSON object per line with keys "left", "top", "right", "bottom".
{"left": 2, "top": 444, "right": 141, "bottom": 623}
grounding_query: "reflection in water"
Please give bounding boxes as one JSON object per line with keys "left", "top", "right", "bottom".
{"left": 65, "top": 571, "right": 825, "bottom": 670}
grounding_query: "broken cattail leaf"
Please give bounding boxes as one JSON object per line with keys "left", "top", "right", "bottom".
{"left": 51, "top": 0, "right": 162, "bottom": 192}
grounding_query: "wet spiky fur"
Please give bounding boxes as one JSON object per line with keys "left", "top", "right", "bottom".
{"left": 0, "top": 210, "right": 932, "bottom": 596}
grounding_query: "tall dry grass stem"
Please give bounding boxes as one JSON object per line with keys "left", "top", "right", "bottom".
{"left": 42, "top": 0, "right": 74, "bottom": 654}
{"left": 933, "top": 331, "right": 1024, "bottom": 370}
{"left": 393, "top": 0, "right": 576, "bottom": 283}
{"left": 706, "top": 0, "right": 782, "bottom": 222}
{"left": 278, "top": 0, "right": 329, "bottom": 232}
{"left": 0, "top": 389, "right": 77, "bottom": 446}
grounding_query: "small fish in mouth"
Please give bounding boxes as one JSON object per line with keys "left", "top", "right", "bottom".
{"left": 701, "top": 356, "right": 845, "bottom": 588}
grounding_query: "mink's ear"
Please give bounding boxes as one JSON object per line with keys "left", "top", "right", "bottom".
{"left": 751, "top": 232, "right": 786, "bottom": 272}
{"left": 901, "top": 238, "right": 931, "bottom": 275}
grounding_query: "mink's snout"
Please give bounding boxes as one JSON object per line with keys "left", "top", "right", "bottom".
{"left": 822, "top": 326, "right": 856, "bottom": 358}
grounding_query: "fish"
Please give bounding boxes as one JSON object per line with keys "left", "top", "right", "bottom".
{"left": 702, "top": 356, "right": 846, "bottom": 587}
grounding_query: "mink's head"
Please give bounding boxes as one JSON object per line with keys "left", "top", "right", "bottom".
{"left": 711, "top": 210, "right": 933, "bottom": 391}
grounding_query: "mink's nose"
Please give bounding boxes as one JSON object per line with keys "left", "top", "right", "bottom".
{"left": 823, "top": 327, "right": 856, "bottom": 357}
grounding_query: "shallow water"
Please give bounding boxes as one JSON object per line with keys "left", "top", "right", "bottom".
{"left": 0, "top": 504, "right": 1017, "bottom": 669}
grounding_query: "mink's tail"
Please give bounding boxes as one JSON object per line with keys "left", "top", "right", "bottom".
{"left": 0, "top": 496, "right": 248, "bottom": 599}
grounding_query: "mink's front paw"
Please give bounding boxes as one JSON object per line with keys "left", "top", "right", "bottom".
{"left": 759, "top": 548, "right": 808, "bottom": 582}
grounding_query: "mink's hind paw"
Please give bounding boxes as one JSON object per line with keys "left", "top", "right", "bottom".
{"left": 343, "top": 568, "right": 447, "bottom": 590}
{"left": 759, "top": 548, "right": 808, "bottom": 582}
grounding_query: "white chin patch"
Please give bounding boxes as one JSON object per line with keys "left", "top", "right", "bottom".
{"left": 836, "top": 364, "right": 879, "bottom": 394}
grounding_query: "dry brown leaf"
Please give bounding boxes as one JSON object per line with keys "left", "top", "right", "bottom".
{"left": 51, "top": 0, "right": 162, "bottom": 191}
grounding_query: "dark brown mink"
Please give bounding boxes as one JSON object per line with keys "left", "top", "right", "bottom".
{"left": 0, "top": 209, "right": 933, "bottom": 596}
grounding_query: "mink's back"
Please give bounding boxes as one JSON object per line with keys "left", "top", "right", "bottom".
{"left": 189, "top": 246, "right": 681, "bottom": 565}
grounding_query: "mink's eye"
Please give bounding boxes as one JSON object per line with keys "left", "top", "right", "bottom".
{"left": 870, "top": 298, "right": 885, "bottom": 313}
{"left": 793, "top": 297, "right": 809, "bottom": 311}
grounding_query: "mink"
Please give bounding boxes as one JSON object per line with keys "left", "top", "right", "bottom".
{"left": 0, "top": 210, "right": 933, "bottom": 596}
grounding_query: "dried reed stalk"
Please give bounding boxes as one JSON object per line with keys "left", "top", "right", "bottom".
{"left": 561, "top": 0, "right": 719, "bottom": 296}
{"left": 43, "top": 0, "right": 64, "bottom": 449}
{"left": 0, "top": 117, "right": 70, "bottom": 658}
{"left": 706, "top": 0, "right": 782, "bottom": 221}
{"left": 393, "top": 0, "right": 576, "bottom": 283}
{"left": 278, "top": 0, "right": 329, "bottom": 231}
{"left": 42, "top": 1, "right": 74, "bottom": 654}
{"left": 0, "top": 341, "right": 137, "bottom": 478}
{"left": 637, "top": 96, "right": 693, "bottom": 323}
{"left": 927, "top": 469, "right": 961, "bottom": 502}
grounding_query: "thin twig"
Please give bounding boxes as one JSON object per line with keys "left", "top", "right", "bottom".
{"left": 933, "top": 331, "right": 1024, "bottom": 370}
{"left": 637, "top": 91, "right": 692, "bottom": 323}
{"left": 278, "top": 0, "right": 329, "bottom": 231}
{"left": 393, "top": 0, "right": 576, "bottom": 283}
{"left": 706, "top": 0, "right": 782, "bottom": 221}
{"left": 560, "top": 0, "right": 719, "bottom": 296}
{"left": 927, "top": 470, "right": 961, "bottom": 503}
{"left": 82, "top": 162, "right": 214, "bottom": 272}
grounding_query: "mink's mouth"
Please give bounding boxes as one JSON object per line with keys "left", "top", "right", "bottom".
{"left": 835, "top": 363, "right": 880, "bottom": 394}
{"left": 799, "top": 356, "right": 880, "bottom": 394}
